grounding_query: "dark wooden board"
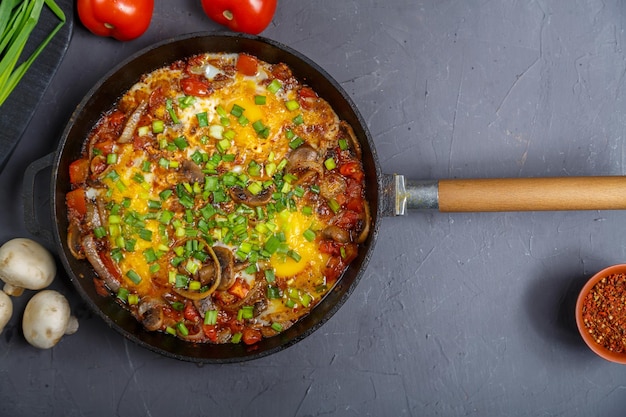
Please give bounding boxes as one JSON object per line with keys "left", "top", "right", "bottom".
{"left": 0, "top": 0, "right": 73, "bottom": 171}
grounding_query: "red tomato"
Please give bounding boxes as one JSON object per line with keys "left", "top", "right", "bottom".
{"left": 202, "top": 324, "right": 218, "bottom": 342}
{"left": 242, "top": 328, "right": 262, "bottom": 345}
{"left": 77, "top": 0, "right": 154, "bottom": 41}
{"left": 69, "top": 159, "right": 90, "bottom": 184}
{"left": 200, "top": 0, "right": 277, "bottom": 35}
{"left": 180, "top": 77, "right": 211, "bottom": 97}
{"left": 66, "top": 189, "right": 87, "bottom": 218}
{"left": 339, "top": 162, "right": 364, "bottom": 183}
{"left": 236, "top": 54, "right": 259, "bottom": 76}
{"left": 183, "top": 301, "right": 201, "bottom": 322}
{"left": 227, "top": 278, "right": 250, "bottom": 299}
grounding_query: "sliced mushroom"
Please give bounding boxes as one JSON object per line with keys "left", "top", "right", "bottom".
{"left": 285, "top": 144, "right": 321, "bottom": 174}
{"left": 181, "top": 160, "right": 205, "bottom": 184}
{"left": 137, "top": 297, "right": 165, "bottom": 331}
{"left": 228, "top": 185, "right": 273, "bottom": 207}
{"left": 321, "top": 225, "right": 351, "bottom": 244}
{"left": 214, "top": 246, "right": 235, "bottom": 291}
{"left": 67, "top": 222, "right": 85, "bottom": 260}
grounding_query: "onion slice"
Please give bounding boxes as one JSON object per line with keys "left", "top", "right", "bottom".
{"left": 118, "top": 101, "right": 147, "bottom": 143}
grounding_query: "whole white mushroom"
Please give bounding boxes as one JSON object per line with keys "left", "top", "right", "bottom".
{"left": 0, "top": 290, "right": 12, "bottom": 333}
{"left": 22, "top": 290, "right": 78, "bottom": 349}
{"left": 0, "top": 238, "right": 56, "bottom": 296}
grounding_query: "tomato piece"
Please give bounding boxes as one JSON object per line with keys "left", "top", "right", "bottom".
{"left": 202, "top": 324, "right": 218, "bottom": 342}
{"left": 228, "top": 277, "right": 250, "bottom": 299}
{"left": 180, "top": 77, "right": 211, "bottom": 97}
{"left": 298, "top": 86, "right": 318, "bottom": 100}
{"left": 200, "top": 0, "right": 277, "bottom": 35}
{"left": 339, "top": 162, "right": 364, "bottom": 183}
{"left": 319, "top": 240, "right": 341, "bottom": 256}
{"left": 183, "top": 301, "right": 201, "bottom": 322}
{"left": 236, "top": 54, "right": 259, "bottom": 76}
{"left": 242, "top": 327, "right": 262, "bottom": 345}
{"left": 69, "top": 159, "right": 90, "bottom": 184}
{"left": 66, "top": 189, "right": 87, "bottom": 218}
{"left": 77, "top": 0, "right": 154, "bottom": 41}
{"left": 346, "top": 197, "right": 364, "bottom": 213}
{"left": 324, "top": 256, "right": 344, "bottom": 283}
{"left": 336, "top": 210, "right": 360, "bottom": 229}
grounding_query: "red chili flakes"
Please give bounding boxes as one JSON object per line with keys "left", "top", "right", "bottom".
{"left": 582, "top": 273, "right": 626, "bottom": 353}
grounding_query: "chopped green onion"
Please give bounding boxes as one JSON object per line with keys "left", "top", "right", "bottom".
{"left": 285, "top": 100, "right": 300, "bottom": 111}
{"left": 116, "top": 288, "right": 129, "bottom": 302}
{"left": 152, "top": 120, "right": 164, "bottom": 133}
{"left": 247, "top": 181, "right": 263, "bottom": 196}
{"left": 165, "top": 98, "right": 179, "bottom": 124}
{"left": 128, "top": 294, "right": 139, "bottom": 305}
{"left": 254, "top": 95, "right": 266, "bottom": 105}
{"left": 328, "top": 198, "right": 341, "bottom": 213}
{"left": 264, "top": 269, "right": 275, "bottom": 283}
{"left": 204, "top": 310, "right": 218, "bottom": 325}
{"left": 303, "top": 228, "right": 316, "bottom": 242}
{"left": 292, "top": 114, "right": 304, "bottom": 125}
{"left": 217, "top": 138, "right": 231, "bottom": 153}
{"left": 93, "top": 226, "right": 107, "bottom": 239}
{"left": 267, "top": 79, "right": 282, "bottom": 94}
{"left": 216, "top": 105, "right": 228, "bottom": 117}
{"left": 289, "top": 136, "right": 305, "bottom": 149}
{"left": 196, "top": 111, "right": 209, "bottom": 127}
{"left": 267, "top": 286, "right": 280, "bottom": 299}
{"left": 126, "top": 270, "right": 142, "bottom": 285}
{"left": 271, "top": 322, "right": 283, "bottom": 332}
{"left": 324, "top": 158, "right": 336, "bottom": 170}
{"left": 173, "top": 136, "right": 188, "bottom": 150}
{"left": 176, "top": 322, "right": 189, "bottom": 337}
{"left": 230, "top": 103, "right": 245, "bottom": 117}
{"left": 231, "top": 332, "right": 242, "bottom": 343}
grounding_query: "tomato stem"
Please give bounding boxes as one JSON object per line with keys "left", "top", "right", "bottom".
{"left": 222, "top": 10, "right": 233, "bottom": 21}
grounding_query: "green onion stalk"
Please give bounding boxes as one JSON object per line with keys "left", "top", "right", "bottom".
{"left": 0, "top": 0, "right": 66, "bottom": 106}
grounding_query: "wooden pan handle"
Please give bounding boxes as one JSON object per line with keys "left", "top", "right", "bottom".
{"left": 438, "top": 177, "right": 626, "bottom": 212}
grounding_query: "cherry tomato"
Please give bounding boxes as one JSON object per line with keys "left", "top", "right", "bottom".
{"left": 180, "top": 76, "right": 211, "bottom": 97}
{"left": 236, "top": 54, "right": 259, "bottom": 76}
{"left": 77, "top": 0, "right": 154, "bottom": 41}
{"left": 200, "top": 0, "right": 277, "bottom": 35}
